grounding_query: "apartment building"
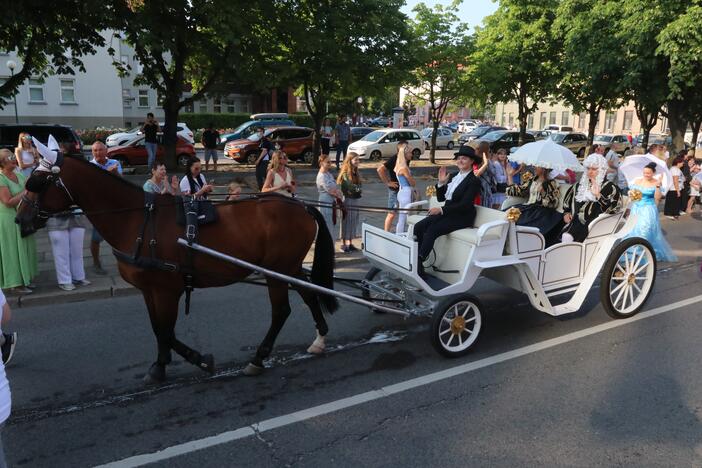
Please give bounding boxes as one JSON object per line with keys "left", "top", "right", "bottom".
{"left": 495, "top": 100, "right": 671, "bottom": 137}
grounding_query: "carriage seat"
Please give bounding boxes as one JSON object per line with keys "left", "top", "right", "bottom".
{"left": 407, "top": 203, "right": 507, "bottom": 245}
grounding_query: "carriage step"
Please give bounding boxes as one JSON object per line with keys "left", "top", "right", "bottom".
{"left": 419, "top": 273, "right": 450, "bottom": 291}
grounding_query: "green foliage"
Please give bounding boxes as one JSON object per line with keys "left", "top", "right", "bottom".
{"left": 270, "top": 0, "right": 414, "bottom": 164}
{"left": 552, "top": 0, "right": 628, "bottom": 143}
{"left": 405, "top": 1, "right": 475, "bottom": 161}
{"left": 471, "top": 0, "right": 560, "bottom": 139}
{"left": 0, "top": 0, "right": 106, "bottom": 107}
{"left": 180, "top": 113, "right": 253, "bottom": 131}
{"left": 76, "top": 129, "right": 123, "bottom": 145}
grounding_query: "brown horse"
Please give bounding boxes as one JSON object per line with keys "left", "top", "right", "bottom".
{"left": 16, "top": 152, "right": 338, "bottom": 383}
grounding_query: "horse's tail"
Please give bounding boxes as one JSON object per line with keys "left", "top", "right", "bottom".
{"left": 306, "top": 205, "right": 339, "bottom": 314}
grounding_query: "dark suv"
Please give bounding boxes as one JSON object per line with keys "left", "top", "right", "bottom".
{"left": 470, "top": 130, "right": 535, "bottom": 152}
{"left": 0, "top": 124, "right": 83, "bottom": 157}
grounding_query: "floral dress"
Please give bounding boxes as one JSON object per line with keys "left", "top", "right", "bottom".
{"left": 506, "top": 178, "right": 562, "bottom": 240}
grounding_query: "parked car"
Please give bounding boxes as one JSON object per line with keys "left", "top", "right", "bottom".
{"left": 458, "top": 119, "right": 481, "bottom": 133}
{"left": 458, "top": 125, "right": 506, "bottom": 145}
{"left": 106, "top": 122, "right": 194, "bottom": 147}
{"left": 542, "top": 125, "right": 573, "bottom": 133}
{"left": 549, "top": 131, "right": 588, "bottom": 158}
{"left": 526, "top": 129, "right": 551, "bottom": 140}
{"left": 446, "top": 122, "right": 459, "bottom": 132}
{"left": 107, "top": 135, "right": 196, "bottom": 168}
{"left": 347, "top": 128, "right": 425, "bottom": 160}
{"left": 468, "top": 130, "right": 535, "bottom": 153}
{"left": 368, "top": 116, "right": 393, "bottom": 128}
{"left": 224, "top": 126, "right": 315, "bottom": 164}
{"left": 421, "top": 127, "right": 455, "bottom": 150}
{"left": 0, "top": 123, "right": 83, "bottom": 157}
{"left": 218, "top": 114, "right": 295, "bottom": 149}
{"left": 593, "top": 134, "right": 631, "bottom": 154}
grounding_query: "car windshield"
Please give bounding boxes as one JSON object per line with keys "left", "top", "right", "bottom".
{"left": 420, "top": 128, "right": 433, "bottom": 137}
{"left": 595, "top": 135, "right": 612, "bottom": 142}
{"left": 481, "top": 131, "right": 505, "bottom": 142}
{"left": 549, "top": 133, "right": 567, "bottom": 143}
{"left": 360, "top": 130, "right": 385, "bottom": 142}
{"left": 127, "top": 126, "right": 140, "bottom": 133}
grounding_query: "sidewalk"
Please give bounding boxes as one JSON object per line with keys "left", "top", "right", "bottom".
{"left": 6, "top": 179, "right": 401, "bottom": 308}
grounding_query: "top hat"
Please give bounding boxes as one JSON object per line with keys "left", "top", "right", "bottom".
{"left": 453, "top": 145, "right": 480, "bottom": 161}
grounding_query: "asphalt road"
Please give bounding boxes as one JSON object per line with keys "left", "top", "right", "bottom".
{"left": 3, "top": 204, "right": 702, "bottom": 467}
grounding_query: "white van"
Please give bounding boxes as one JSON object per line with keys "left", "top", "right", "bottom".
{"left": 542, "top": 125, "right": 573, "bottom": 132}
{"left": 347, "top": 128, "right": 425, "bottom": 160}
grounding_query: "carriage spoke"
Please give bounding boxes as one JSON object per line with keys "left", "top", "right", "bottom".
{"left": 633, "top": 261, "right": 649, "bottom": 275}
{"left": 632, "top": 282, "right": 642, "bottom": 295}
{"left": 627, "top": 286, "right": 635, "bottom": 310}
{"left": 442, "top": 317, "right": 453, "bottom": 325}
{"left": 611, "top": 279, "right": 628, "bottom": 295}
{"left": 444, "top": 334, "right": 453, "bottom": 347}
{"left": 613, "top": 283, "right": 628, "bottom": 309}
{"left": 618, "top": 285, "right": 630, "bottom": 310}
{"left": 632, "top": 248, "right": 645, "bottom": 273}
{"left": 457, "top": 334, "right": 463, "bottom": 347}
{"left": 439, "top": 328, "right": 452, "bottom": 337}
{"left": 615, "top": 263, "right": 627, "bottom": 276}
{"left": 460, "top": 305, "right": 473, "bottom": 318}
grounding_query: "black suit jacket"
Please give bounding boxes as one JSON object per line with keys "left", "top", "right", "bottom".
{"left": 435, "top": 171, "right": 481, "bottom": 217}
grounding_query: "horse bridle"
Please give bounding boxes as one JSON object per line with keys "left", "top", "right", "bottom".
{"left": 20, "top": 151, "right": 76, "bottom": 220}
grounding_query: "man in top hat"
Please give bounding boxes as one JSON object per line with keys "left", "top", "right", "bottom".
{"left": 414, "top": 145, "right": 488, "bottom": 272}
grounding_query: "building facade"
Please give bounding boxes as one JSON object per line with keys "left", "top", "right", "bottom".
{"left": 495, "top": 100, "right": 671, "bottom": 137}
{"left": 1, "top": 31, "right": 298, "bottom": 130}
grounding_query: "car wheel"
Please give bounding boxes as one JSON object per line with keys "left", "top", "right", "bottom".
{"left": 246, "top": 151, "right": 258, "bottom": 165}
{"left": 177, "top": 154, "right": 192, "bottom": 168}
{"left": 370, "top": 150, "right": 382, "bottom": 161}
{"left": 412, "top": 148, "right": 421, "bottom": 160}
{"left": 577, "top": 147, "right": 585, "bottom": 158}
{"left": 302, "top": 149, "right": 315, "bottom": 164}
{"left": 447, "top": 141, "right": 454, "bottom": 150}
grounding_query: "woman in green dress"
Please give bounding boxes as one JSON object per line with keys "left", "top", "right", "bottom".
{"left": 0, "top": 149, "right": 37, "bottom": 293}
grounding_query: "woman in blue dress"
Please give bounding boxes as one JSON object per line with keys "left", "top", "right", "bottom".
{"left": 626, "top": 162, "right": 677, "bottom": 262}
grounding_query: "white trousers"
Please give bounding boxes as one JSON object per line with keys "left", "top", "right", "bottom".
{"left": 48, "top": 228, "right": 86, "bottom": 285}
{"left": 395, "top": 186, "right": 413, "bottom": 234}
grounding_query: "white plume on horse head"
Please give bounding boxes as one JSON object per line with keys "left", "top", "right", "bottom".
{"left": 47, "top": 134, "right": 60, "bottom": 153}
{"left": 32, "top": 136, "right": 58, "bottom": 170}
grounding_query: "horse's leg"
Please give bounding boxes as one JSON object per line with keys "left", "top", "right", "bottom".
{"left": 243, "top": 279, "right": 292, "bottom": 376}
{"left": 294, "top": 274, "right": 329, "bottom": 355}
{"left": 143, "top": 289, "right": 173, "bottom": 384}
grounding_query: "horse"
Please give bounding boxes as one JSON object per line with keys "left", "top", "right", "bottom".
{"left": 16, "top": 138, "right": 338, "bottom": 384}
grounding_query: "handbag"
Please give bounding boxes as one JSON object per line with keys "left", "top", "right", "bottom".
{"left": 496, "top": 182, "right": 508, "bottom": 193}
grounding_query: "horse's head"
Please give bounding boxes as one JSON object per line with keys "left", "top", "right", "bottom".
{"left": 15, "top": 135, "right": 74, "bottom": 237}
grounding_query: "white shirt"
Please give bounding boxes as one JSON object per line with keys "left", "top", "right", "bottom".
{"left": 442, "top": 170, "right": 470, "bottom": 201}
{"left": 604, "top": 150, "right": 620, "bottom": 183}
{"left": 179, "top": 174, "right": 205, "bottom": 195}
{"left": 0, "top": 288, "right": 11, "bottom": 424}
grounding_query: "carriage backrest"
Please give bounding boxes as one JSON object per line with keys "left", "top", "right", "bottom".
{"left": 427, "top": 197, "right": 506, "bottom": 227}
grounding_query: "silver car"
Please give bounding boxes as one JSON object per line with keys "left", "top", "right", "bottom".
{"left": 593, "top": 134, "right": 631, "bottom": 154}
{"left": 549, "top": 132, "right": 588, "bottom": 158}
{"left": 421, "top": 127, "right": 455, "bottom": 150}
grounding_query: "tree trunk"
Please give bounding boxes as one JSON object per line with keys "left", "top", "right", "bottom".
{"left": 163, "top": 100, "right": 181, "bottom": 171}
{"left": 635, "top": 104, "right": 658, "bottom": 153}
{"left": 430, "top": 110, "right": 438, "bottom": 164}
{"left": 690, "top": 119, "right": 701, "bottom": 152}
{"left": 666, "top": 100, "right": 688, "bottom": 153}
{"left": 586, "top": 102, "right": 599, "bottom": 149}
{"left": 517, "top": 94, "right": 528, "bottom": 146}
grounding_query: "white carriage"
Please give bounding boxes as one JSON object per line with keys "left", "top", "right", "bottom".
{"left": 361, "top": 188, "right": 657, "bottom": 358}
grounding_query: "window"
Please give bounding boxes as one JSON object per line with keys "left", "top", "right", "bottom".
{"left": 603, "top": 111, "right": 617, "bottom": 132}
{"left": 561, "top": 111, "right": 569, "bottom": 126}
{"left": 549, "top": 111, "right": 557, "bottom": 125}
{"left": 58, "top": 79, "right": 76, "bottom": 103}
{"left": 623, "top": 110, "right": 634, "bottom": 131}
{"left": 133, "top": 55, "right": 143, "bottom": 74}
{"left": 184, "top": 102, "right": 194, "bottom": 113}
{"left": 540, "top": 112, "right": 547, "bottom": 129}
{"left": 28, "top": 78, "right": 45, "bottom": 102}
{"left": 213, "top": 98, "right": 222, "bottom": 113}
{"left": 122, "top": 89, "right": 131, "bottom": 108}
{"left": 527, "top": 114, "right": 534, "bottom": 129}
{"left": 226, "top": 99, "right": 235, "bottom": 113}
{"left": 508, "top": 113, "right": 514, "bottom": 127}
{"left": 138, "top": 89, "right": 149, "bottom": 107}
{"left": 198, "top": 100, "right": 208, "bottom": 113}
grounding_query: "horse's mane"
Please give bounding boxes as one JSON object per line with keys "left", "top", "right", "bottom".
{"left": 66, "top": 154, "right": 144, "bottom": 193}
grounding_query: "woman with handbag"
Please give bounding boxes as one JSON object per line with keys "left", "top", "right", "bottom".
{"left": 394, "top": 142, "right": 415, "bottom": 234}
{"left": 337, "top": 153, "right": 362, "bottom": 252}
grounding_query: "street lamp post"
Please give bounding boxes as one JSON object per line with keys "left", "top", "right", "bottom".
{"left": 6, "top": 60, "right": 19, "bottom": 123}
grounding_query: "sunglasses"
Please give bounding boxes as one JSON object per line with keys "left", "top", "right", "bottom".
{"left": 21, "top": 136, "right": 31, "bottom": 141}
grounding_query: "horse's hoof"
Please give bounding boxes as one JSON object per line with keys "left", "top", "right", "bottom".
{"left": 199, "top": 354, "right": 215, "bottom": 374}
{"left": 307, "top": 344, "right": 325, "bottom": 355}
{"left": 144, "top": 363, "right": 166, "bottom": 384}
{"left": 243, "top": 363, "right": 264, "bottom": 376}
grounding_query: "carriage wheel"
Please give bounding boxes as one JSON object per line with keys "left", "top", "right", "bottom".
{"left": 600, "top": 238, "right": 656, "bottom": 319}
{"left": 362, "top": 267, "right": 404, "bottom": 314}
{"left": 431, "top": 295, "right": 483, "bottom": 358}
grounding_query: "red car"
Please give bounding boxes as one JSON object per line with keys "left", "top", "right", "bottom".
{"left": 107, "top": 136, "right": 196, "bottom": 167}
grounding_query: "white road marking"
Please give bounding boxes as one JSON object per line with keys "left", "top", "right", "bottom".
{"left": 95, "top": 294, "right": 702, "bottom": 468}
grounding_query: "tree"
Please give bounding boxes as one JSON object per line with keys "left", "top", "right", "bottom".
{"left": 657, "top": 3, "right": 702, "bottom": 152}
{"left": 471, "top": 0, "right": 560, "bottom": 145}
{"left": 108, "top": 0, "right": 266, "bottom": 168}
{"left": 0, "top": 0, "right": 106, "bottom": 107}
{"left": 553, "top": 0, "right": 628, "bottom": 149}
{"left": 271, "top": 0, "right": 414, "bottom": 166}
{"left": 403, "top": 1, "right": 474, "bottom": 163}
